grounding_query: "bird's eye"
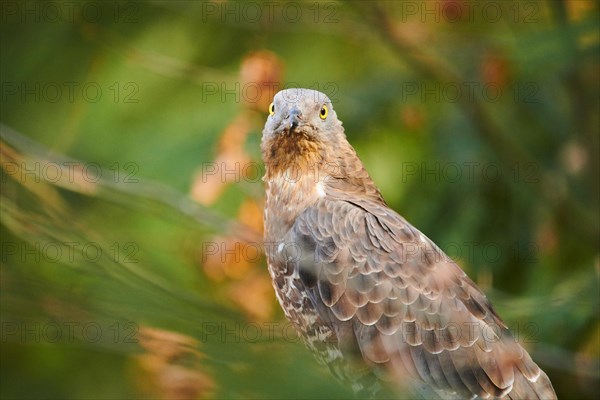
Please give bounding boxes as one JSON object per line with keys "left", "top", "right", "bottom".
{"left": 269, "top": 103, "right": 275, "bottom": 116}
{"left": 320, "top": 105, "right": 328, "bottom": 120}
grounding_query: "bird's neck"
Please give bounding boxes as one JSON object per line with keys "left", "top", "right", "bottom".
{"left": 262, "top": 132, "right": 326, "bottom": 241}
{"left": 262, "top": 131, "right": 385, "bottom": 241}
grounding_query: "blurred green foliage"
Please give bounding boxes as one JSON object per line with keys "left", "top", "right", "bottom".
{"left": 1, "top": 1, "right": 598, "bottom": 399}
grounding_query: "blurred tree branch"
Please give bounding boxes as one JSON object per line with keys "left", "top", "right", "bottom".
{"left": 352, "top": 1, "right": 598, "bottom": 247}
{"left": 0, "top": 124, "right": 262, "bottom": 245}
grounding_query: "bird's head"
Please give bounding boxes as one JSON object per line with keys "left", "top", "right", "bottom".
{"left": 261, "top": 88, "right": 344, "bottom": 172}
{"left": 263, "top": 88, "right": 340, "bottom": 139}
{"left": 261, "top": 88, "right": 385, "bottom": 208}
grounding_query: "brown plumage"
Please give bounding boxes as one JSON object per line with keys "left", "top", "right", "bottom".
{"left": 261, "top": 89, "right": 556, "bottom": 399}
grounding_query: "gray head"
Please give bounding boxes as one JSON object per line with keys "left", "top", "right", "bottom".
{"left": 261, "top": 88, "right": 383, "bottom": 203}
{"left": 263, "top": 88, "right": 341, "bottom": 142}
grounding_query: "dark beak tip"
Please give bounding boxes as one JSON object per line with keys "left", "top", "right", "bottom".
{"left": 288, "top": 108, "right": 303, "bottom": 131}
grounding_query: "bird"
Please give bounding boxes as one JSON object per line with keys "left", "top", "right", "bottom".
{"left": 260, "top": 88, "right": 557, "bottom": 399}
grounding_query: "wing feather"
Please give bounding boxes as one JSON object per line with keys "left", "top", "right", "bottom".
{"left": 282, "top": 197, "right": 556, "bottom": 399}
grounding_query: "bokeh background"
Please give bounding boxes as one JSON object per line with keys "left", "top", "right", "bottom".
{"left": 1, "top": 1, "right": 598, "bottom": 399}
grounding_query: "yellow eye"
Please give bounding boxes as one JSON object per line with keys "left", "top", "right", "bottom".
{"left": 269, "top": 102, "right": 275, "bottom": 116}
{"left": 319, "top": 105, "right": 328, "bottom": 120}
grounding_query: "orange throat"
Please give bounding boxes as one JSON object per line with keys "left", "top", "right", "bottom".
{"left": 262, "top": 131, "right": 326, "bottom": 240}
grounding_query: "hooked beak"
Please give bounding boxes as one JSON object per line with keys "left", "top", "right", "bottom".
{"left": 289, "top": 107, "right": 303, "bottom": 130}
